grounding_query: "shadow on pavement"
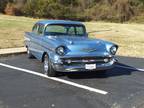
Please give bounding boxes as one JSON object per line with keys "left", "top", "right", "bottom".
{"left": 65, "top": 62, "right": 137, "bottom": 79}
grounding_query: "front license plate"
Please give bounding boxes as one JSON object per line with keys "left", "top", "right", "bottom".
{"left": 85, "top": 64, "right": 96, "bottom": 70}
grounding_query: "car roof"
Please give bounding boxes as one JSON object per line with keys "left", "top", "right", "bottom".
{"left": 36, "top": 20, "right": 84, "bottom": 25}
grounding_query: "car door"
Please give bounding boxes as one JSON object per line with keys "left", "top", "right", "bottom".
{"left": 27, "top": 23, "right": 38, "bottom": 55}
{"left": 30, "top": 23, "right": 45, "bottom": 60}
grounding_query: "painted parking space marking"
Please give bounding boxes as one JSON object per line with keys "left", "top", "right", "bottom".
{"left": 115, "top": 65, "right": 144, "bottom": 72}
{"left": 0, "top": 63, "right": 108, "bottom": 95}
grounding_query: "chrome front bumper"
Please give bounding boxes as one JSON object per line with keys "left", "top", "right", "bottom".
{"left": 52, "top": 58, "right": 116, "bottom": 72}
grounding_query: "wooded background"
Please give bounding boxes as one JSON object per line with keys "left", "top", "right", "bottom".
{"left": 0, "top": 0, "right": 144, "bottom": 22}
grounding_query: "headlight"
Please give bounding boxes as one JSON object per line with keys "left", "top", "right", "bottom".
{"left": 56, "top": 46, "right": 65, "bottom": 56}
{"left": 110, "top": 46, "right": 117, "bottom": 55}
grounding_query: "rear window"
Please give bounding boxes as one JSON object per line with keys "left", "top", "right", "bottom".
{"left": 45, "top": 25, "right": 66, "bottom": 33}
{"left": 45, "top": 24, "right": 86, "bottom": 36}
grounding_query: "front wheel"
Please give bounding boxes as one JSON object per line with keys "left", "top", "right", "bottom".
{"left": 43, "top": 54, "right": 57, "bottom": 77}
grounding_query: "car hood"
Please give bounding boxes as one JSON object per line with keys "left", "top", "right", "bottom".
{"left": 46, "top": 36, "right": 104, "bottom": 45}
{"left": 46, "top": 36, "right": 110, "bottom": 56}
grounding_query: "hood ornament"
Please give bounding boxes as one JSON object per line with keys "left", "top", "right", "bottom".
{"left": 81, "top": 48, "right": 97, "bottom": 52}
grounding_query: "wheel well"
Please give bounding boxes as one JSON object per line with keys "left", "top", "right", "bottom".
{"left": 42, "top": 52, "right": 48, "bottom": 62}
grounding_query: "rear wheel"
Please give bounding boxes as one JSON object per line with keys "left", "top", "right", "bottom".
{"left": 27, "top": 47, "right": 34, "bottom": 58}
{"left": 43, "top": 54, "right": 57, "bottom": 77}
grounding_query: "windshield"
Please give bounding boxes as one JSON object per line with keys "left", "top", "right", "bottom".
{"left": 45, "top": 24, "right": 86, "bottom": 36}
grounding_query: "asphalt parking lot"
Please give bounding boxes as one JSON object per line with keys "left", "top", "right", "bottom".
{"left": 0, "top": 54, "right": 144, "bottom": 108}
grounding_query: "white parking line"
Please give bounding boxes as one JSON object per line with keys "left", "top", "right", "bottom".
{"left": 116, "top": 65, "right": 144, "bottom": 72}
{"left": 0, "top": 63, "right": 108, "bottom": 95}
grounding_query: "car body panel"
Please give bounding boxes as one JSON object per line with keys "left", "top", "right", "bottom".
{"left": 24, "top": 20, "right": 118, "bottom": 72}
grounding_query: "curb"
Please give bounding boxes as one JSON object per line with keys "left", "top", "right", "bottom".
{"left": 0, "top": 47, "right": 27, "bottom": 57}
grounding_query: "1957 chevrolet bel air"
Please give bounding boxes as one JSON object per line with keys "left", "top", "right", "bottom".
{"left": 25, "top": 20, "right": 118, "bottom": 77}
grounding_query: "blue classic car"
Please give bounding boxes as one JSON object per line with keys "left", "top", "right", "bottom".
{"left": 25, "top": 20, "right": 118, "bottom": 77}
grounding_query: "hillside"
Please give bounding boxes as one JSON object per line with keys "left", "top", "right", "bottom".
{"left": 0, "top": 15, "right": 144, "bottom": 58}
{"left": 0, "top": 0, "right": 144, "bottom": 23}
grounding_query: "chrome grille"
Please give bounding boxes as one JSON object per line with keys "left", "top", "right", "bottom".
{"left": 62, "top": 57, "right": 111, "bottom": 64}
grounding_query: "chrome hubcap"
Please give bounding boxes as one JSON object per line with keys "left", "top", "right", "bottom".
{"left": 44, "top": 56, "right": 49, "bottom": 74}
{"left": 27, "top": 49, "right": 29, "bottom": 54}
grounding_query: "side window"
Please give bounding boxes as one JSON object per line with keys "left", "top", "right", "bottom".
{"left": 32, "top": 24, "right": 38, "bottom": 33}
{"left": 38, "top": 24, "right": 44, "bottom": 35}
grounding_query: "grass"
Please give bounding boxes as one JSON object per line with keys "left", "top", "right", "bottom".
{"left": 86, "top": 22, "right": 144, "bottom": 58}
{"left": 0, "top": 14, "right": 144, "bottom": 58}
{"left": 0, "top": 15, "right": 37, "bottom": 48}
